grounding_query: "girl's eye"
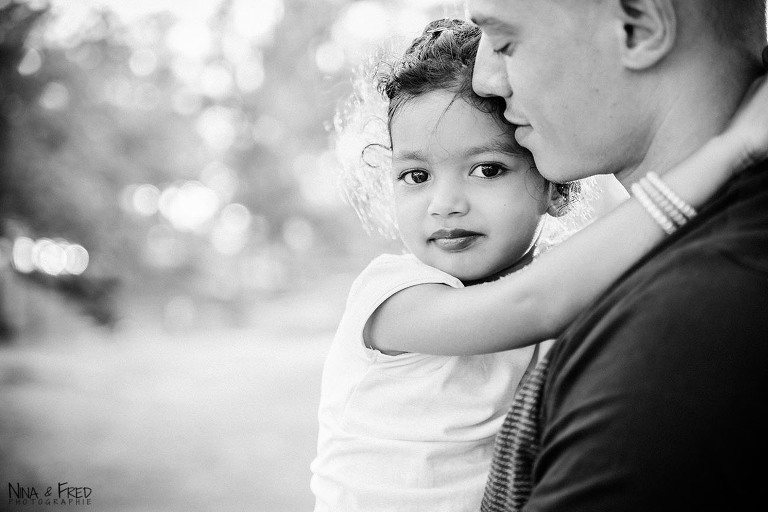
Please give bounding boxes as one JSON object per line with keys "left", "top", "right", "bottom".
{"left": 398, "top": 170, "right": 430, "bottom": 185}
{"left": 470, "top": 164, "right": 506, "bottom": 179}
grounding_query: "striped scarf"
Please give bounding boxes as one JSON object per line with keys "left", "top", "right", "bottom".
{"left": 481, "top": 353, "right": 551, "bottom": 512}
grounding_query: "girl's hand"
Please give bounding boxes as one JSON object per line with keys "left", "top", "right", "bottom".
{"left": 721, "top": 64, "right": 768, "bottom": 172}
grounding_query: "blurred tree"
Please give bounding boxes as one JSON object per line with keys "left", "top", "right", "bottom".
{"left": 0, "top": 2, "right": 125, "bottom": 339}
{"left": 0, "top": 3, "right": 38, "bottom": 336}
{"left": 0, "top": 0, "right": 462, "bottom": 338}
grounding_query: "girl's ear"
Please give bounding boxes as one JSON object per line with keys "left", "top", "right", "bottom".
{"left": 614, "top": 0, "right": 677, "bottom": 70}
{"left": 546, "top": 183, "right": 570, "bottom": 218}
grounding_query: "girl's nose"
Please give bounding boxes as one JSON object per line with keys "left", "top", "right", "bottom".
{"left": 427, "top": 180, "right": 469, "bottom": 218}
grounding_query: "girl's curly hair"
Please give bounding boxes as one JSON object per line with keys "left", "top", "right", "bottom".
{"left": 378, "top": 19, "right": 515, "bottom": 143}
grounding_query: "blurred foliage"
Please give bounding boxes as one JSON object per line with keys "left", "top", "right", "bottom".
{"left": 0, "top": 0, "right": 463, "bottom": 338}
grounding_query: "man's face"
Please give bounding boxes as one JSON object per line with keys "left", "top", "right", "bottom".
{"left": 469, "top": 0, "right": 642, "bottom": 183}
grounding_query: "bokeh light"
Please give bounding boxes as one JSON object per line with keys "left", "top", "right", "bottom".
{"left": 334, "top": 1, "right": 389, "bottom": 44}
{"left": 17, "top": 48, "right": 42, "bottom": 75}
{"left": 165, "top": 21, "right": 213, "bottom": 59}
{"left": 201, "top": 162, "right": 238, "bottom": 203}
{"left": 63, "top": 244, "right": 90, "bottom": 275}
{"left": 235, "top": 59, "right": 266, "bottom": 93}
{"left": 200, "top": 63, "right": 234, "bottom": 99}
{"left": 11, "top": 237, "right": 35, "bottom": 274}
{"left": 220, "top": 203, "right": 251, "bottom": 232}
{"left": 39, "top": 82, "right": 69, "bottom": 110}
{"left": 196, "top": 106, "right": 240, "bottom": 152}
{"left": 211, "top": 203, "right": 252, "bottom": 256}
{"left": 230, "top": 0, "right": 285, "bottom": 44}
{"left": 33, "top": 238, "right": 67, "bottom": 276}
{"left": 11, "top": 236, "right": 89, "bottom": 276}
{"left": 131, "top": 184, "right": 161, "bottom": 217}
{"left": 158, "top": 181, "right": 221, "bottom": 233}
{"left": 315, "top": 41, "right": 346, "bottom": 75}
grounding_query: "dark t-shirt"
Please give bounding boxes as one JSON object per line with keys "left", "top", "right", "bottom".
{"left": 524, "top": 163, "right": 768, "bottom": 511}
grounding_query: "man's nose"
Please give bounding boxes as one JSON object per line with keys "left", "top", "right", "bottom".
{"left": 427, "top": 179, "right": 469, "bottom": 218}
{"left": 472, "top": 34, "right": 512, "bottom": 99}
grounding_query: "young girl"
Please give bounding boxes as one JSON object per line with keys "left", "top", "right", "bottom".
{"left": 311, "top": 18, "right": 768, "bottom": 512}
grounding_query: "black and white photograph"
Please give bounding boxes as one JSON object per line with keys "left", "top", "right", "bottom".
{"left": 2, "top": 0, "right": 767, "bottom": 511}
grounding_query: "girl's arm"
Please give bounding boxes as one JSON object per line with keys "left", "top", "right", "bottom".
{"left": 365, "top": 75, "right": 768, "bottom": 356}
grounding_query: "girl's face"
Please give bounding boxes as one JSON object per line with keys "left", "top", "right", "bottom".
{"left": 390, "top": 90, "right": 549, "bottom": 283}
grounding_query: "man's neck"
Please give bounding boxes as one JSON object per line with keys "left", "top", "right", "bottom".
{"left": 616, "top": 57, "right": 762, "bottom": 188}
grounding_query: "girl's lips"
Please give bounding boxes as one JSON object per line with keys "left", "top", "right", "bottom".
{"left": 428, "top": 229, "right": 483, "bottom": 252}
{"left": 431, "top": 235, "right": 481, "bottom": 251}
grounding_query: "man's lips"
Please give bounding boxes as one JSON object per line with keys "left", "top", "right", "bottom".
{"left": 428, "top": 229, "right": 483, "bottom": 251}
{"left": 501, "top": 107, "right": 532, "bottom": 144}
{"left": 503, "top": 106, "right": 528, "bottom": 126}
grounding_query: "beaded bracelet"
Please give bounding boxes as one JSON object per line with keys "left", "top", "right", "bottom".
{"left": 646, "top": 171, "right": 698, "bottom": 219}
{"left": 631, "top": 183, "right": 678, "bottom": 235}
{"left": 631, "top": 172, "right": 698, "bottom": 235}
{"left": 638, "top": 177, "right": 688, "bottom": 227}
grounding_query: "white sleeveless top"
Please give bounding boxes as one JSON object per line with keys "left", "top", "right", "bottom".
{"left": 310, "top": 254, "right": 537, "bottom": 512}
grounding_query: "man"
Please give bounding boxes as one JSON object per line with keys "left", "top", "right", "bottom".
{"left": 469, "top": 0, "right": 768, "bottom": 510}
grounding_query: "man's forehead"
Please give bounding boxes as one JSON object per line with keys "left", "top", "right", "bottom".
{"left": 468, "top": 0, "right": 579, "bottom": 29}
{"left": 467, "top": 0, "right": 511, "bottom": 24}
{"left": 470, "top": 13, "right": 515, "bottom": 32}
{"left": 467, "top": 0, "right": 531, "bottom": 31}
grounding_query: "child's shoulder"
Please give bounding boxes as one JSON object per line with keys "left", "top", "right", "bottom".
{"left": 358, "top": 253, "right": 461, "bottom": 287}
{"left": 363, "top": 252, "right": 421, "bottom": 272}
{"left": 338, "top": 253, "right": 463, "bottom": 344}
{"left": 347, "top": 253, "right": 463, "bottom": 306}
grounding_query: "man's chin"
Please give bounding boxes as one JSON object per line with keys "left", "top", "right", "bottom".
{"left": 534, "top": 153, "right": 590, "bottom": 184}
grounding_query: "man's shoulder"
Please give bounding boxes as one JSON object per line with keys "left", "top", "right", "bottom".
{"left": 547, "top": 165, "right": 768, "bottom": 382}
{"left": 624, "top": 160, "right": 768, "bottom": 293}
{"left": 544, "top": 225, "right": 768, "bottom": 427}
{"left": 571, "top": 235, "right": 768, "bottom": 349}
{"left": 549, "top": 164, "right": 768, "bottom": 376}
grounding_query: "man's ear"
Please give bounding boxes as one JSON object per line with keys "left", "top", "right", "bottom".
{"left": 614, "top": 0, "right": 676, "bottom": 70}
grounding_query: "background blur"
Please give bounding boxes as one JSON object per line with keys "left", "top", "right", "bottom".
{"left": 0, "top": 0, "right": 468, "bottom": 510}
